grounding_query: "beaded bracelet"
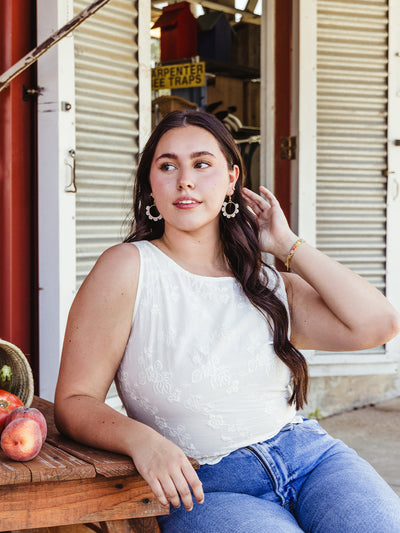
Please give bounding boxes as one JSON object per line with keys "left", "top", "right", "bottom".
{"left": 284, "top": 238, "right": 306, "bottom": 271}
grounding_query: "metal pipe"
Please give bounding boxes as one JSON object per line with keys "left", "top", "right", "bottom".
{"left": 0, "top": 0, "right": 111, "bottom": 92}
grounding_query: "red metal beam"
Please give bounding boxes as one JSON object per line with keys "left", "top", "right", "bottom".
{"left": 0, "top": 0, "right": 36, "bottom": 374}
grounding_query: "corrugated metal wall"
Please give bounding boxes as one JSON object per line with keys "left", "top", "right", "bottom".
{"left": 316, "top": 0, "right": 388, "bottom": 292}
{"left": 74, "top": 0, "right": 139, "bottom": 288}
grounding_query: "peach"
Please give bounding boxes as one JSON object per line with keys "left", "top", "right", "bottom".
{"left": 4, "top": 406, "right": 47, "bottom": 443}
{"left": 1, "top": 418, "right": 43, "bottom": 461}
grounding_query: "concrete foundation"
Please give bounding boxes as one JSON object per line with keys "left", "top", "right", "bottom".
{"left": 301, "top": 373, "right": 400, "bottom": 418}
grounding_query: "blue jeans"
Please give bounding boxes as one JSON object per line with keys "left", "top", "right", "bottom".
{"left": 157, "top": 418, "right": 400, "bottom": 532}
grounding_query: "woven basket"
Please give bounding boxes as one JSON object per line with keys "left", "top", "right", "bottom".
{"left": 0, "top": 339, "right": 34, "bottom": 407}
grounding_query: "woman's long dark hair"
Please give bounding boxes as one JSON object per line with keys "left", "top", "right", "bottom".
{"left": 124, "top": 110, "right": 308, "bottom": 409}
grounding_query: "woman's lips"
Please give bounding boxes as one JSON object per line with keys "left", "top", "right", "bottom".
{"left": 174, "top": 198, "right": 201, "bottom": 209}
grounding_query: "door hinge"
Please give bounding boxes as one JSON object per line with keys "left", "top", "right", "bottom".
{"left": 280, "top": 136, "right": 297, "bottom": 160}
{"left": 22, "top": 85, "right": 43, "bottom": 101}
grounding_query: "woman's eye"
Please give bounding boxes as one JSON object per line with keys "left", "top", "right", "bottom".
{"left": 195, "top": 161, "right": 210, "bottom": 169}
{"left": 160, "top": 162, "right": 175, "bottom": 171}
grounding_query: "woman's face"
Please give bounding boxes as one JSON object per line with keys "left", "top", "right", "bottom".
{"left": 149, "top": 125, "right": 239, "bottom": 234}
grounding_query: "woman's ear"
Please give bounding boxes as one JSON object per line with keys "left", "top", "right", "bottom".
{"left": 227, "top": 164, "right": 240, "bottom": 195}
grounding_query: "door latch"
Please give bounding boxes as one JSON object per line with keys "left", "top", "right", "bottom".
{"left": 65, "top": 149, "right": 77, "bottom": 193}
{"left": 280, "top": 136, "right": 297, "bottom": 160}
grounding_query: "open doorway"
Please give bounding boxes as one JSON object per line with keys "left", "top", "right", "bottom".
{"left": 150, "top": 1, "right": 262, "bottom": 193}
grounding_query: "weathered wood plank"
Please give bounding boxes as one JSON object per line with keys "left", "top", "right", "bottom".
{"left": 25, "top": 442, "right": 96, "bottom": 483}
{"left": 100, "top": 518, "right": 161, "bottom": 533}
{"left": 33, "top": 396, "right": 139, "bottom": 477}
{"left": 0, "top": 443, "right": 95, "bottom": 486}
{"left": 0, "top": 449, "right": 32, "bottom": 485}
{"left": 0, "top": 474, "right": 168, "bottom": 532}
{"left": 51, "top": 439, "right": 138, "bottom": 478}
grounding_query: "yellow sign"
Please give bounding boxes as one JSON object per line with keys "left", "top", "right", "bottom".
{"left": 152, "top": 62, "right": 206, "bottom": 91}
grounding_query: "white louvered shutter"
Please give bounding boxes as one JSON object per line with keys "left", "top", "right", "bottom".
{"left": 316, "top": 0, "right": 388, "bottom": 293}
{"left": 74, "top": 0, "right": 139, "bottom": 289}
{"left": 315, "top": 0, "right": 389, "bottom": 357}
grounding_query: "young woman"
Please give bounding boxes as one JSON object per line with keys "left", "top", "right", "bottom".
{"left": 55, "top": 110, "right": 400, "bottom": 532}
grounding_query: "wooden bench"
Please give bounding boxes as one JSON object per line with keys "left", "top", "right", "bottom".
{"left": 0, "top": 396, "right": 177, "bottom": 533}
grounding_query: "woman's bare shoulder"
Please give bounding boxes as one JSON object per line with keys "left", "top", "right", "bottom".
{"left": 87, "top": 242, "right": 140, "bottom": 281}
{"left": 98, "top": 241, "right": 140, "bottom": 265}
{"left": 74, "top": 242, "right": 141, "bottom": 307}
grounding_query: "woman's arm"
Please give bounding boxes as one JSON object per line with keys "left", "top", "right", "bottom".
{"left": 55, "top": 243, "right": 203, "bottom": 511}
{"left": 242, "top": 186, "right": 400, "bottom": 352}
{"left": 281, "top": 245, "right": 400, "bottom": 351}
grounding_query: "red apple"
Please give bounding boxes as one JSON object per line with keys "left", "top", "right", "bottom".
{"left": 1, "top": 418, "right": 43, "bottom": 461}
{"left": 0, "top": 390, "right": 24, "bottom": 434}
{"left": 4, "top": 407, "right": 47, "bottom": 443}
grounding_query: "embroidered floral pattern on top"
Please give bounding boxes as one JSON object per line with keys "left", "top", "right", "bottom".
{"left": 115, "top": 241, "right": 297, "bottom": 465}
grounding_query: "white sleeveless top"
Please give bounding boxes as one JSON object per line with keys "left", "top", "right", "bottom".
{"left": 115, "top": 241, "right": 297, "bottom": 465}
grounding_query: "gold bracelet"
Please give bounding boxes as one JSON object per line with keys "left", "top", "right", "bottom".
{"left": 285, "top": 238, "right": 306, "bottom": 271}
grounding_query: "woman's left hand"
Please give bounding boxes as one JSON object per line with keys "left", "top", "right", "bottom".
{"left": 242, "top": 186, "right": 297, "bottom": 260}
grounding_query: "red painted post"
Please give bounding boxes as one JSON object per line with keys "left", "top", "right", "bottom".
{"left": 274, "top": 0, "right": 293, "bottom": 225}
{"left": 273, "top": 0, "right": 293, "bottom": 271}
{"left": 0, "top": 0, "right": 36, "bottom": 376}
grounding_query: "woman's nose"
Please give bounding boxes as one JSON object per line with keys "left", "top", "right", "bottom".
{"left": 177, "top": 171, "right": 195, "bottom": 190}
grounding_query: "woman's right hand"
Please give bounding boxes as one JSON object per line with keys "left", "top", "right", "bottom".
{"left": 242, "top": 186, "right": 297, "bottom": 260}
{"left": 130, "top": 425, "right": 204, "bottom": 511}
